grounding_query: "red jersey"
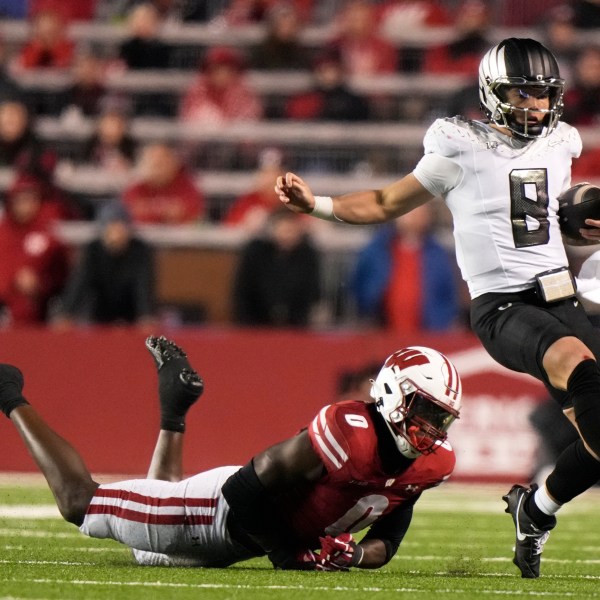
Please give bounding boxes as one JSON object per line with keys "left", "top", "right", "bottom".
{"left": 0, "top": 212, "right": 68, "bottom": 323}
{"left": 122, "top": 169, "right": 205, "bottom": 224}
{"left": 282, "top": 401, "right": 454, "bottom": 546}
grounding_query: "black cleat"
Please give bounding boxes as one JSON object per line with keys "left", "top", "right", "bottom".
{"left": 145, "top": 336, "right": 204, "bottom": 432}
{"left": 503, "top": 484, "right": 555, "bottom": 579}
{"left": 0, "top": 363, "right": 28, "bottom": 418}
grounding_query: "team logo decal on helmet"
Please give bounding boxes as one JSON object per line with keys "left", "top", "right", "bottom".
{"left": 478, "top": 38, "right": 564, "bottom": 139}
{"left": 371, "top": 347, "right": 461, "bottom": 458}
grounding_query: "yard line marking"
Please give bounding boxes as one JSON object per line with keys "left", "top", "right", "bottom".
{"left": 3, "top": 545, "right": 125, "bottom": 553}
{"left": 0, "top": 505, "right": 60, "bottom": 518}
{"left": 2, "top": 578, "right": 599, "bottom": 596}
{"left": 0, "top": 559, "right": 96, "bottom": 566}
{"left": 395, "top": 555, "right": 600, "bottom": 565}
{"left": 0, "top": 528, "right": 84, "bottom": 539}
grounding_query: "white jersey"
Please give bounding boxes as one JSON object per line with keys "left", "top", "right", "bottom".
{"left": 413, "top": 117, "right": 582, "bottom": 298}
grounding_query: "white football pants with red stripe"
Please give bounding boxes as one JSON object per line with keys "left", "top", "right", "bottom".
{"left": 79, "top": 465, "right": 256, "bottom": 567}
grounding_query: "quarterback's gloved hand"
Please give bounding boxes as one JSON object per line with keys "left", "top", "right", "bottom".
{"left": 316, "top": 534, "right": 363, "bottom": 571}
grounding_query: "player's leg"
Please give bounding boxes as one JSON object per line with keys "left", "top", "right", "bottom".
{"left": 0, "top": 364, "right": 98, "bottom": 525}
{"left": 147, "top": 431, "right": 185, "bottom": 481}
{"left": 145, "top": 336, "right": 204, "bottom": 481}
{"left": 81, "top": 466, "right": 253, "bottom": 568}
{"left": 503, "top": 335, "right": 600, "bottom": 577}
{"left": 472, "top": 294, "right": 600, "bottom": 577}
{"left": 534, "top": 334, "right": 600, "bottom": 506}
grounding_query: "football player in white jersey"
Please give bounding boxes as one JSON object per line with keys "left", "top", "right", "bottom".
{"left": 276, "top": 38, "right": 600, "bottom": 579}
{"left": 0, "top": 336, "right": 462, "bottom": 571}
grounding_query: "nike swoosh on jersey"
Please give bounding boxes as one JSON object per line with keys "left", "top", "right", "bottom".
{"left": 498, "top": 303, "right": 513, "bottom": 311}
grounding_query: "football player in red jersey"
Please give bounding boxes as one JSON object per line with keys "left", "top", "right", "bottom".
{"left": 0, "top": 336, "right": 461, "bottom": 571}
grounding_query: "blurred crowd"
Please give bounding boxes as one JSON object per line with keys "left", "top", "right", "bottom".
{"left": 0, "top": 0, "right": 599, "bottom": 330}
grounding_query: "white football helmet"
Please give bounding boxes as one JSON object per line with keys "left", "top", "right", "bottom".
{"left": 371, "top": 347, "right": 461, "bottom": 458}
{"left": 478, "top": 38, "right": 564, "bottom": 139}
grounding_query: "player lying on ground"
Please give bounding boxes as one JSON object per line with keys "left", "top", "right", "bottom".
{"left": 0, "top": 336, "right": 461, "bottom": 570}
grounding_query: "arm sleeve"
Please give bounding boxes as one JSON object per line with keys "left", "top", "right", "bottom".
{"left": 360, "top": 493, "right": 420, "bottom": 564}
{"left": 222, "top": 430, "right": 325, "bottom": 569}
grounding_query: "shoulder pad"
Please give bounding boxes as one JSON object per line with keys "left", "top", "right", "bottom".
{"left": 422, "top": 117, "right": 475, "bottom": 158}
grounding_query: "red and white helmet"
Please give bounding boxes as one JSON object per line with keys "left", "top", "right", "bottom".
{"left": 371, "top": 347, "right": 462, "bottom": 458}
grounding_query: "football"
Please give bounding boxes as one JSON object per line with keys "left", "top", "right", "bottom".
{"left": 558, "top": 182, "right": 600, "bottom": 245}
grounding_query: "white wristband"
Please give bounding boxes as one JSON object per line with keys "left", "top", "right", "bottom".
{"left": 311, "top": 196, "right": 342, "bottom": 222}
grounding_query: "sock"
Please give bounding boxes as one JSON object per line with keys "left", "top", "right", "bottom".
{"left": 533, "top": 486, "right": 561, "bottom": 516}
{"left": 546, "top": 439, "right": 600, "bottom": 504}
{"left": 523, "top": 487, "right": 557, "bottom": 529}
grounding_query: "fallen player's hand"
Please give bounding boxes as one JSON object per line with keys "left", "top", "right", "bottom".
{"left": 268, "top": 548, "right": 318, "bottom": 570}
{"left": 317, "top": 534, "right": 363, "bottom": 571}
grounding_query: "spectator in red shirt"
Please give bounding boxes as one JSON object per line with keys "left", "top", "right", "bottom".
{"left": 179, "top": 46, "right": 263, "bottom": 125}
{"left": 29, "top": 0, "right": 96, "bottom": 22}
{"left": 224, "top": 148, "right": 286, "bottom": 231}
{"left": 422, "top": 0, "right": 492, "bottom": 76}
{"left": 378, "top": 0, "right": 451, "bottom": 35}
{"left": 329, "top": 0, "right": 398, "bottom": 76}
{"left": 122, "top": 142, "right": 204, "bottom": 224}
{"left": 350, "top": 203, "right": 460, "bottom": 333}
{"left": 0, "top": 173, "right": 69, "bottom": 325}
{"left": 15, "top": 9, "right": 75, "bottom": 70}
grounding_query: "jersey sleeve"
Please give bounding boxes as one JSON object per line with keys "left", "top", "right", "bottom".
{"left": 308, "top": 404, "right": 352, "bottom": 473}
{"left": 413, "top": 118, "right": 464, "bottom": 196}
{"left": 568, "top": 125, "right": 583, "bottom": 159}
{"left": 308, "top": 402, "right": 375, "bottom": 476}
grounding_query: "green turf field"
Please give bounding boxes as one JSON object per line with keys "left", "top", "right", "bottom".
{"left": 1, "top": 479, "right": 600, "bottom": 599}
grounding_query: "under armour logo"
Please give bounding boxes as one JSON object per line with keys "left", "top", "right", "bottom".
{"left": 486, "top": 141, "right": 499, "bottom": 149}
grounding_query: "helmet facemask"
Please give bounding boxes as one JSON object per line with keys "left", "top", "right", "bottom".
{"left": 387, "top": 380, "right": 459, "bottom": 456}
{"left": 486, "top": 78, "right": 564, "bottom": 139}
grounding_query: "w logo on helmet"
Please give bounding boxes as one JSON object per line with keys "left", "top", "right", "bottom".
{"left": 387, "top": 348, "right": 431, "bottom": 370}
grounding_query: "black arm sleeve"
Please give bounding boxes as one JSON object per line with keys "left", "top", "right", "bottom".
{"left": 361, "top": 493, "right": 420, "bottom": 565}
{"left": 221, "top": 461, "right": 307, "bottom": 569}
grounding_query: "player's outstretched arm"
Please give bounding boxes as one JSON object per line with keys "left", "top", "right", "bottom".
{"left": 275, "top": 171, "right": 435, "bottom": 225}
